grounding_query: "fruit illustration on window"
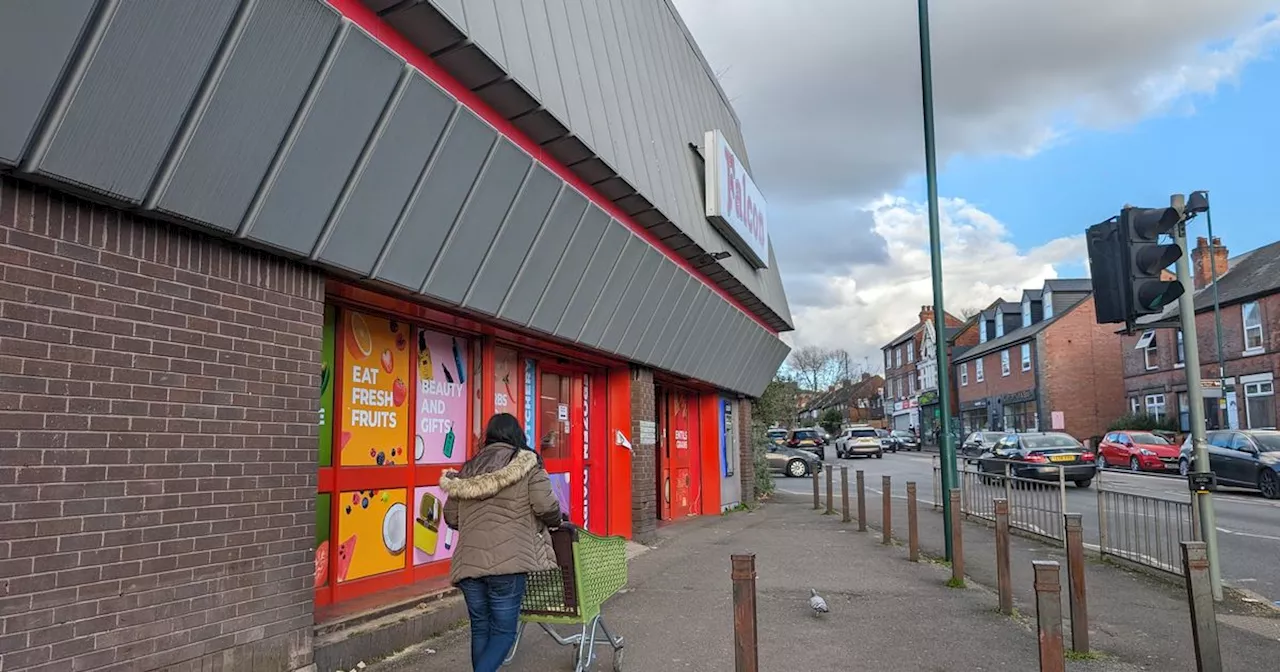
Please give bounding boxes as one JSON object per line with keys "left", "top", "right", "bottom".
{"left": 314, "top": 540, "right": 329, "bottom": 588}
{"left": 414, "top": 492, "right": 441, "bottom": 556}
{"left": 336, "top": 534, "right": 357, "bottom": 583}
{"left": 380, "top": 349, "right": 393, "bottom": 374}
{"left": 347, "top": 313, "right": 373, "bottom": 360}
{"left": 443, "top": 421, "right": 456, "bottom": 460}
{"left": 392, "top": 378, "right": 407, "bottom": 407}
{"left": 417, "top": 330, "right": 434, "bottom": 382}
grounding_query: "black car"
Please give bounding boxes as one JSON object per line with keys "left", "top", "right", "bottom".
{"left": 977, "top": 432, "right": 1096, "bottom": 488}
{"left": 787, "top": 428, "right": 827, "bottom": 461}
{"left": 888, "top": 430, "right": 921, "bottom": 452}
{"left": 1178, "top": 430, "right": 1280, "bottom": 499}
{"left": 961, "top": 431, "right": 1007, "bottom": 462}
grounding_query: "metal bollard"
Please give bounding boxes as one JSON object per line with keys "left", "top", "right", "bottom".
{"left": 812, "top": 469, "right": 820, "bottom": 510}
{"left": 949, "top": 488, "right": 964, "bottom": 584}
{"left": 1181, "top": 542, "right": 1223, "bottom": 672}
{"left": 906, "top": 482, "right": 919, "bottom": 562}
{"left": 1033, "top": 561, "right": 1066, "bottom": 672}
{"left": 731, "top": 554, "right": 759, "bottom": 672}
{"left": 994, "top": 498, "right": 1012, "bottom": 614}
{"left": 826, "top": 467, "right": 834, "bottom": 515}
{"left": 1064, "top": 514, "right": 1089, "bottom": 654}
{"left": 841, "top": 466, "right": 851, "bottom": 523}
{"left": 882, "top": 475, "right": 892, "bottom": 544}
{"left": 856, "top": 470, "right": 867, "bottom": 532}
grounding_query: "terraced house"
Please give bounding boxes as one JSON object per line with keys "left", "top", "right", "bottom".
{"left": 0, "top": 1, "right": 792, "bottom": 670}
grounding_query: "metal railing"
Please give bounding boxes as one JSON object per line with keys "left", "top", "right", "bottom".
{"left": 934, "top": 457, "right": 1068, "bottom": 543}
{"left": 1097, "top": 482, "right": 1198, "bottom": 576}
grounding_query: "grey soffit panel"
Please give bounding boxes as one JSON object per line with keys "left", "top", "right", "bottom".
{"left": 528, "top": 205, "right": 610, "bottom": 334}
{"left": 735, "top": 328, "right": 769, "bottom": 393}
{"left": 317, "top": 74, "right": 456, "bottom": 274}
{"left": 554, "top": 221, "right": 630, "bottom": 341}
{"left": 658, "top": 286, "right": 708, "bottom": 371}
{"left": 622, "top": 270, "right": 686, "bottom": 360}
{"left": 600, "top": 250, "right": 669, "bottom": 354}
{"left": 422, "top": 139, "right": 534, "bottom": 304}
{"left": 577, "top": 234, "right": 647, "bottom": 348}
{"left": 244, "top": 27, "right": 402, "bottom": 255}
{"left": 641, "top": 276, "right": 696, "bottom": 367}
{"left": 497, "top": 188, "right": 590, "bottom": 325}
{"left": 463, "top": 165, "right": 562, "bottom": 315}
{"left": 0, "top": 0, "right": 96, "bottom": 165}
{"left": 671, "top": 295, "right": 715, "bottom": 375}
{"left": 157, "top": 0, "right": 339, "bottom": 231}
{"left": 375, "top": 108, "right": 497, "bottom": 290}
{"left": 677, "top": 296, "right": 728, "bottom": 376}
{"left": 694, "top": 304, "right": 737, "bottom": 383}
{"left": 35, "top": 0, "right": 239, "bottom": 202}
{"left": 708, "top": 311, "right": 749, "bottom": 385}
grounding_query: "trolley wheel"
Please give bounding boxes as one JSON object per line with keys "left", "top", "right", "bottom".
{"left": 612, "top": 647, "right": 624, "bottom": 671}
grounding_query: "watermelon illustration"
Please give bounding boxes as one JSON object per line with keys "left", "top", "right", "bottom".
{"left": 314, "top": 540, "right": 329, "bottom": 588}
{"left": 336, "top": 534, "right": 357, "bottom": 583}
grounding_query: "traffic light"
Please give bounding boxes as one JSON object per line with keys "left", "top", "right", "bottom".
{"left": 1085, "top": 217, "right": 1129, "bottom": 324}
{"left": 1121, "top": 205, "right": 1185, "bottom": 315}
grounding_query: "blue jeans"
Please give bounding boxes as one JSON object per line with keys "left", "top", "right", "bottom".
{"left": 457, "top": 574, "right": 527, "bottom": 672}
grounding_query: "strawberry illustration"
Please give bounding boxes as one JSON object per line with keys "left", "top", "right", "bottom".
{"left": 314, "top": 540, "right": 329, "bottom": 588}
{"left": 381, "top": 349, "right": 394, "bottom": 375}
{"left": 336, "top": 534, "right": 357, "bottom": 583}
{"left": 392, "top": 378, "right": 407, "bottom": 407}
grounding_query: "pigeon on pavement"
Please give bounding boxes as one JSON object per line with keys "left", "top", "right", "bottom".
{"left": 809, "top": 589, "right": 829, "bottom": 615}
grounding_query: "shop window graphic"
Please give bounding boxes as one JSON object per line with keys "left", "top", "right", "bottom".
{"left": 415, "top": 328, "right": 468, "bottom": 465}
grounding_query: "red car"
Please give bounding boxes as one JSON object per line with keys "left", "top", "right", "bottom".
{"left": 1096, "top": 431, "right": 1180, "bottom": 472}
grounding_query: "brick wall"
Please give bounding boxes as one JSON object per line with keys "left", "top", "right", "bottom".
{"left": 1039, "top": 296, "right": 1125, "bottom": 440}
{"left": 0, "top": 177, "right": 322, "bottom": 672}
{"left": 955, "top": 343, "right": 1037, "bottom": 405}
{"left": 628, "top": 367, "right": 656, "bottom": 543}
{"left": 736, "top": 399, "right": 754, "bottom": 503}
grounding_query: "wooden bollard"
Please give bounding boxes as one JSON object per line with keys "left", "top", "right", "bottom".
{"left": 881, "top": 475, "right": 892, "bottom": 545}
{"left": 1033, "top": 561, "right": 1065, "bottom": 672}
{"left": 906, "top": 481, "right": 919, "bottom": 562}
{"left": 856, "top": 470, "right": 867, "bottom": 532}
{"left": 731, "top": 554, "right": 759, "bottom": 672}
{"left": 994, "top": 498, "right": 1012, "bottom": 614}
{"left": 1064, "top": 514, "right": 1089, "bottom": 654}
{"left": 840, "top": 466, "right": 851, "bottom": 523}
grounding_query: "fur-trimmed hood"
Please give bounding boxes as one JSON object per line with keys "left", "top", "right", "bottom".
{"left": 440, "top": 445, "right": 539, "bottom": 501}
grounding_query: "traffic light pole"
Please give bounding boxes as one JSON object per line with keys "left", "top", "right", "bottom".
{"left": 1173, "top": 214, "right": 1223, "bottom": 601}
{"left": 916, "top": 0, "right": 958, "bottom": 562}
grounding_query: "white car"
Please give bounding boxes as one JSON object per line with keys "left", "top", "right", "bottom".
{"left": 835, "top": 426, "right": 884, "bottom": 459}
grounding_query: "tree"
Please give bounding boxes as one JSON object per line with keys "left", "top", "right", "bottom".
{"left": 752, "top": 377, "right": 799, "bottom": 428}
{"left": 819, "top": 408, "right": 844, "bottom": 435}
{"left": 960, "top": 306, "right": 983, "bottom": 320}
{"left": 788, "top": 345, "right": 838, "bottom": 391}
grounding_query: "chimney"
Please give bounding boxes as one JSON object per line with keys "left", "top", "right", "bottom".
{"left": 919, "top": 305, "right": 934, "bottom": 324}
{"left": 1191, "top": 236, "right": 1229, "bottom": 290}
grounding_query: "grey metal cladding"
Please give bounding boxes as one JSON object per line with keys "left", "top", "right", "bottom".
{"left": 542, "top": 0, "right": 592, "bottom": 148}
{"left": 602, "top": 0, "right": 656, "bottom": 208}
{"left": 459, "top": 0, "right": 505, "bottom": 66}
{"left": 0, "top": 0, "right": 96, "bottom": 165}
{"left": 36, "top": 0, "right": 239, "bottom": 202}
{"left": 520, "top": 0, "right": 568, "bottom": 124}
{"left": 156, "top": 0, "right": 339, "bottom": 231}
{"left": 737, "top": 328, "right": 769, "bottom": 392}
{"left": 710, "top": 311, "right": 750, "bottom": 384}
{"left": 496, "top": 187, "right": 589, "bottom": 325}
{"left": 644, "top": 277, "right": 696, "bottom": 366}
{"left": 430, "top": 0, "right": 468, "bottom": 30}
{"left": 561, "top": 0, "right": 609, "bottom": 168}
{"left": 659, "top": 286, "right": 708, "bottom": 371}
{"left": 464, "top": 164, "right": 562, "bottom": 315}
{"left": 528, "top": 205, "right": 609, "bottom": 334}
{"left": 578, "top": 234, "right": 647, "bottom": 348}
{"left": 376, "top": 108, "right": 497, "bottom": 290}
{"left": 628, "top": 271, "right": 688, "bottom": 362}
{"left": 723, "top": 324, "right": 755, "bottom": 393}
{"left": 695, "top": 304, "right": 737, "bottom": 383}
{"left": 579, "top": 0, "right": 632, "bottom": 182}
{"left": 553, "top": 219, "right": 629, "bottom": 341}
{"left": 607, "top": 253, "right": 672, "bottom": 356}
{"left": 492, "top": 1, "right": 538, "bottom": 95}
{"left": 677, "top": 296, "right": 727, "bottom": 375}
{"left": 318, "top": 74, "right": 456, "bottom": 274}
{"left": 423, "top": 139, "right": 533, "bottom": 303}
{"left": 670, "top": 294, "right": 712, "bottom": 374}
{"left": 245, "top": 27, "right": 402, "bottom": 254}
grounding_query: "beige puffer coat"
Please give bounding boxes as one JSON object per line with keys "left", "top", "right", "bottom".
{"left": 441, "top": 443, "right": 562, "bottom": 584}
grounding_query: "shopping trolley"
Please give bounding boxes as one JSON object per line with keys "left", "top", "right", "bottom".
{"left": 502, "top": 525, "right": 628, "bottom": 671}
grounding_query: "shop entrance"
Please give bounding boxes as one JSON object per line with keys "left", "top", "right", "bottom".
{"left": 656, "top": 386, "right": 699, "bottom": 521}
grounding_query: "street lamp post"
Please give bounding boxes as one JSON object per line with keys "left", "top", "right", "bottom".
{"left": 916, "top": 0, "right": 959, "bottom": 560}
{"left": 1193, "top": 192, "right": 1229, "bottom": 429}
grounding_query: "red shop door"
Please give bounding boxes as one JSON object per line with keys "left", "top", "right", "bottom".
{"left": 657, "top": 389, "right": 699, "bottom": 521}
{"left": 538, "top": 367, "right": 585, "bottom": 526}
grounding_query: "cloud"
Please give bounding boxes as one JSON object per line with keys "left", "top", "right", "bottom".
{"left": 783, "top": 198, "right": 1086, "bottom": 366}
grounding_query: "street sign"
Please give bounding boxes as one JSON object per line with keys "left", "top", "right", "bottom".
{"left": 1187, "top": 471, "right": 1217, "bottom": 493}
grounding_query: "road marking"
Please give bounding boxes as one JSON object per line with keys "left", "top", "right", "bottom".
{"left": 1217, "top": 527, "right": 1280, "bottom": 542}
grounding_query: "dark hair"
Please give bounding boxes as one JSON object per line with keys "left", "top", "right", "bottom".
{"left": 484, "top": 413, "right": 529, "bottom": 450}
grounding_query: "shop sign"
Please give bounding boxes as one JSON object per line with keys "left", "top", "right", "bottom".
{"left": 918, "top": 390, "right": 939, "bottom": 406}
{"left": 415, "top": 329, "right": 468, "bottom": 465}
{"left": 340, "top": 311, "right": 410, "bottom": 467}
{"left": 523, "top": 359, "right": 536, "bottom": 448}
{"left": 639, "top": 420, "right": 657, "bottom": 446}
{"left": 704, "top": 129, "right": 768, "bottom": 268}
{"left": 1000, "top": 389, "right": 1036, "bottom": 404}
{"left": 1051, "top": 411, "right": 1065, "bottom": 430}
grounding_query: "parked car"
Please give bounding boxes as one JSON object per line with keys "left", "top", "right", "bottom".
{"left": 767, "top": 428, "right": 788, "bottom": 446}
{"left": 1178, "top": 430, "right": 1280, "bottom": 499}
{"left": 835, "top": 426, "right": 884, "bottom": 459}
{"left": 961, "top": 431, "right": 1006, "bottom": 462}
{"left": 888, "top": 429, "right": 921, "bottom": 452}
{"left": 787, "top": 428, "right": 828, "bottom": 461}
{"left": 977, "top": 432, "right": 1097, "bottom": 488}
{"left": 1097, "top": 431, "right": 1180, "bottom": 472}
{"left": 765, "top": 443, "right": 823, "bottom": 478}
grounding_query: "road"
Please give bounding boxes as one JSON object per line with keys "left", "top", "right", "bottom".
{"left": 775, "top": 450, "right": 1280, "bottom": 605}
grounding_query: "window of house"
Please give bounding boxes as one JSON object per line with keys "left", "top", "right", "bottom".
{"left": 995, "top": 317, "right": 1005, "bottom": 338}
{"left": 1176, "top": 330, "right": 1185, "bottom": 367}
{"left": 1130, "top": 397, "right": 1140, "bottom": 414}
{"left": 1000, "top": 350, "right": 1010, "bottom": 376}
{"left": 960, "top": 364, "right": 969, "bottom": 386}
{"left": 907, "top": 341, "right": 915, "bottom": 363}
{"left": 1145, "top": 393, "right": 1167, "bottom": 421}
{"left": 885, "top": 351, "right": 891, "bottom": 371}
{"left": 1022, "top": 301, "right": 1032, "bottom": 327}
{"left": 1244, "top": 379, "right": 1275, "bottom": 429}
{"left": 1140, "top": 331, "right": 1158, "bottom": 370}
{"left": 908, "top": 376, "right": 916, "bottom": 395}
{"left": 1043, "top": 290, "right": 1054, "bottom": 319}
{"left": 1020, "top": 343, "right": 1031, "bottom": 371}
{"left": 979, "top": 320, "right": 988, "bottom": 343}
{"left": 1243, "top": 302, "right": 1264, "bottom": 353}
{"left": 895, "top": 348, "right": 902, "bottom": 368}
{"left": 976, "top": 359, "right": 985, "bottom": 382}
{"left": 1178, "top": 392, "right": 1190, "bottom": 432}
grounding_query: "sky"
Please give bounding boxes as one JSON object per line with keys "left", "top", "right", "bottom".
{"left": 672, "top": 0, "right": 1280, "bottom": 373}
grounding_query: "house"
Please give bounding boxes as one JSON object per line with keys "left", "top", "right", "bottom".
{"left": 800, "top": 373, "right": 886, "bottom": 426}
{"left": 881, "top": 307, "right": 966, "bottom": 432}
{"left": 1121, "top": 237, "right": 1280, "bottom": 431}
{"left": 952, "top": 280, "right": 1126, "bottom": 442}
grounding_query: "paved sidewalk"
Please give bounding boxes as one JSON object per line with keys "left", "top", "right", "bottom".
{"left": 372, "top": 495, "right": 1144, "bottom": 671}
{"left": 855, "top": 479, "right": 1280, "bottom": 670}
